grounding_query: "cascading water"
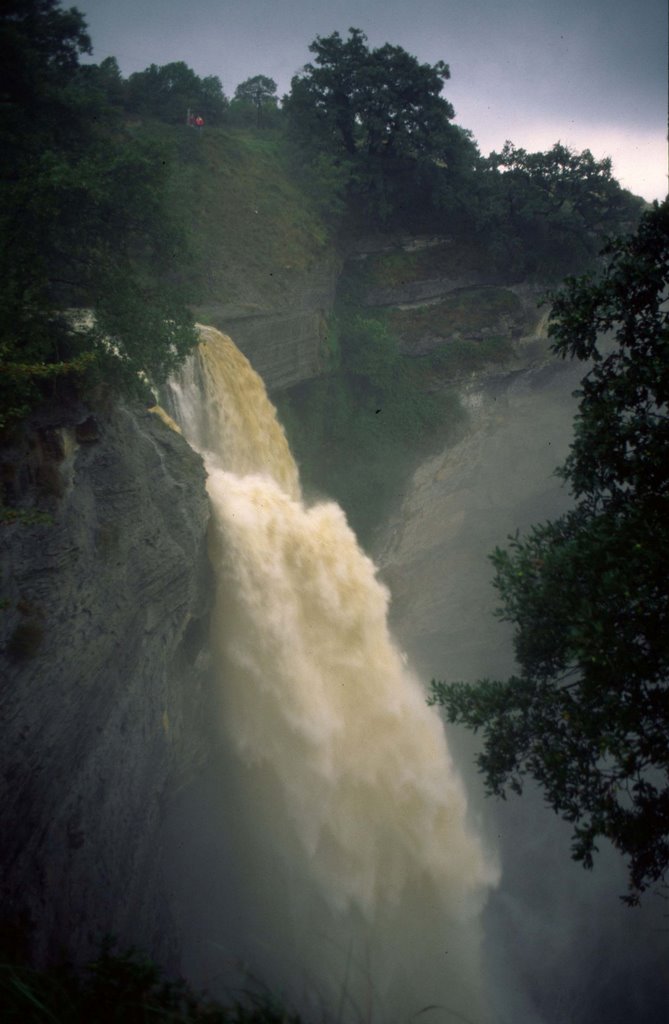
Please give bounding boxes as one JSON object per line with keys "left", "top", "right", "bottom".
{"left": 167, "top": 326, "right": 498, "bottom": 1023}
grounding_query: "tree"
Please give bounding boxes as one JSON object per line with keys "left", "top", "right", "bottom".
{"left": 125, "top": 61, "right": 227, "bottom": 124}
{"left": 285, "top": 28, "right": 455, "bottom": 222}
{"left": 78, "top": 55, "right": 126, "bottom": 106}
{"left": 430, "top": 201, "right": 669, "bottom": 904}
{"left": 286, "top": 27, "right": 453, "bottom": 160}
{"left": 233, "top": 74, "right": 278, "bottom": 126}
{"left": 0, "top": 1, "right": 197, "bottom": 428}
{"left": 478, "top": 142, "right": 642, "bottom": 278}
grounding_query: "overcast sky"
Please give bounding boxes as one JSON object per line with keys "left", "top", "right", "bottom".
{"left": 75, "top": 0, "right": 667, "bottom": 201}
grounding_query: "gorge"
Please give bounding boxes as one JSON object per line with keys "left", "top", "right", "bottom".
{"left": 3, "top": 249, "right": 667, "bottom": 1021}
{"left": 3, "top": 7, "right": 666, "bottom": 1017}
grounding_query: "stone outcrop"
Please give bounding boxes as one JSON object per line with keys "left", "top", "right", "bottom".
{"left": 361, "top": 274, "right": 488, "bottom": 309}
{"left": 196, "top": 252, "right": 341, "bottom": 393}
{"left": 207, "top": 306, "right": 328, "bottom": 393}
{"left": 335, "top": 235, "right": 546, "bottom": 361}
{"left": 0, "top": 402, "right": 212, "bottom": 968}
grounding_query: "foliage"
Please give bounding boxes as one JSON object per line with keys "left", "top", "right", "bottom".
{"left": 475, "top": 142, "right": 643, "bottom": 279}
{"left": 1, "top": 0, "right": 91, "bottom": 86}
{"left": 340, "top": 313, "right": 399, "bottom": 388}
{"left": 284, "top": 148, "right": 350, "bottom": 224}
{"left": 126, "top": 61, "right": 227, "bottom": 124}
{"left": 285, "top": 27, "right": 457, "bottom": 223}
{"left": 231, "top": 75, "right": 278, "bottom": 127}
{"left": 385, "top": 286, "right": 523, "bottom": 352}
{"left": 287, "top": 27, "right": 452, "bottom": 158}
{"left": 168, "top": 126, "right": 334, "bottom": 318}
{"left": 0, "top": 1, "right": 198, "bottom": 430}
{"left": 430, "top": 201, "right": 669, "bottom": 904}
{"left": 80, "top": 54, "right": 126, "bottom": 106}
{"left": 426, "top": 334, "right": 515, "bottom": 377}
{"left": 0, "top": 939, "right": 306, "bottom": 1022}
{"left": 284, "top": 29, "right": 640, "bottom": 246}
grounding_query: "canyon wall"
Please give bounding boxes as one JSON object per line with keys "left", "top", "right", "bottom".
{"left": 201, "top": 249, "right": 340, "bottom": 391}
{"left": 0, "top": 402, "right": 212, "bottom": 967}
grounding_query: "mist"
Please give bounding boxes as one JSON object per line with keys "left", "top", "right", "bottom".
{"left": 159, "top": 329, "right": 669, "bottom": 1023}
{"left": 164, "top": 328, "right": 497, "bottom": 1023}
{"left": 377, "top": 357, "right": 669, "bottom": 1022}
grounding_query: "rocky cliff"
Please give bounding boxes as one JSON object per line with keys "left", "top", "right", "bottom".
{"left": 341, "top": 235, "right": 544, "bottom": 355}
{"left": 206, "top": 232, "right": 541, "bottom": 392}
{"left": 199, "top": 249, "right": 340, "bottom": 391}
{"left": 0, "top": 401, "right": 212, "bottom": 967}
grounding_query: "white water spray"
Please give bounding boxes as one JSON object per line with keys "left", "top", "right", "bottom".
{"left": 168, "top": 326, "right": 498, "bottom": 1023}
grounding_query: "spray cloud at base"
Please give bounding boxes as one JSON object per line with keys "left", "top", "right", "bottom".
{"left": 166, "top": 325, "right": 499, "bottom": 1023}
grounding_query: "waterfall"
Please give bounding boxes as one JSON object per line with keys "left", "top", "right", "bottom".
{"left": 167, "top": 326, "right": 498, "bottom": 1023}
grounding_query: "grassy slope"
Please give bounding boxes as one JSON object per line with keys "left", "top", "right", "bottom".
{"left": 139, "top": 123, "right": 333, "bottom": 315}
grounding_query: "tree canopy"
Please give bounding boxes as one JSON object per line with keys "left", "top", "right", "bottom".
{"left": 232, "top": 75, "right": 278, "bottom": 126}
{"left": 477, "top": 141, "right": 642, "bottom": 277}
{"left": 0, "top": 1, "right": 198, "bottom": 429}
{"left": 287, "top": 27, "right": 453, "bottom": 159}
{"left": 430, "top": 201, "right": 669, "bottom": 904}
{"left": 284, "top": 28, "right": 459, "bottom": 222}
{"left": 125, "top": 61, "right": 227, "bottom": 124}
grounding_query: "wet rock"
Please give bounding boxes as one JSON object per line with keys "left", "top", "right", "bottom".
{"left": 0, "top": 403, "right": 213, "bottom": 970}
{"left": 75, "top": 415, "right": 100, "bottom": 444}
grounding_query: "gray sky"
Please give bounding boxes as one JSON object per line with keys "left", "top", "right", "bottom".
{"left": 76, "top": 0, "right": 667, "bottom": 200}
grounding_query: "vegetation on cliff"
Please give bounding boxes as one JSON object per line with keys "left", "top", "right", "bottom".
{"left": 430, "top": 200, "right": 669, "bottom": 904}
{"left": 275, "top": 312, "right": 465, "bottom": 541}
{"left": 283, "top": 28, "right": 642, "bottom": 278}
{"left": 0, "top": 1, "right": 199, "bottom": 431}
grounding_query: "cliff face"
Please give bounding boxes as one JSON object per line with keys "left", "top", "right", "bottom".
{"left": 0, "top": 402, "right": 212, "bottom": 967}
{"left": 207, "top": 235, "right": 539, "bottom": 391}
{"left": 168, "top": 130, "right": 547, "bottom": 394}
{"left": 200, "top": 249, "right": 341, "bottom": 391}
{"left": 341, "top": 235, "right": 544, "bottom": 356}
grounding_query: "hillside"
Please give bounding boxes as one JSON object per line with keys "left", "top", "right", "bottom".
{"left": 149, "top": 123, "right": 342, "bottom": 391}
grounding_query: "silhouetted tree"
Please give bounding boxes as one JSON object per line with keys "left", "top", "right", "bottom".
{"left": 126, "top": 61, "right": 226, "bottom": 124}
{"left": 285, "top": 28, "right": 455, "bottom": 222}
{"left": 233, "top": 74, "right": 278, "bottom": 126}
{"left": 287, "top": 28, "right": 453, "bottom": 159}
{"left": 0, "top": 1, "right": 197, "bottom": 427}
